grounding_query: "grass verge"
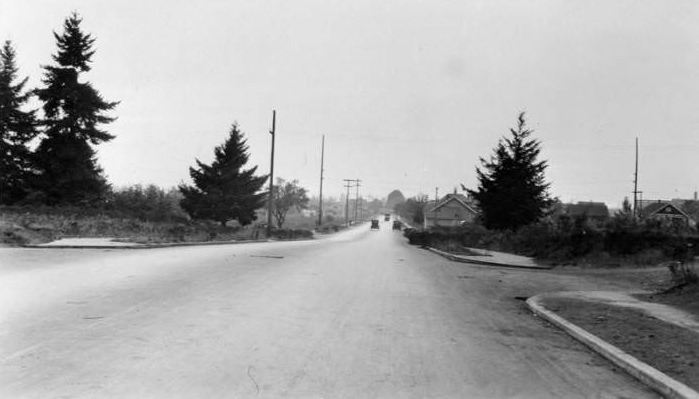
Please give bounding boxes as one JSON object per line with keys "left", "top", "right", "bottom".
{"left": 541, "top": 297, "right": 699, "bottom": 392}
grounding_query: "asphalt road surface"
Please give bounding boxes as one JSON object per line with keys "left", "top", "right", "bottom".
{"left": 1, "top": 221, "right": 658, "bottom": 398}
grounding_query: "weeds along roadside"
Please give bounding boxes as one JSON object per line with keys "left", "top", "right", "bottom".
{"left": 0, "top": 205, "right": 323, "bottom": 245}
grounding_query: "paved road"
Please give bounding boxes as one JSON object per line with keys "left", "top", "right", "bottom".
{"left": 1, "top": 222, "right": 657, "bottom": 398}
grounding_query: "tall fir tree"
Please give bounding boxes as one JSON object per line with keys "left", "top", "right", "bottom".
{"left": 33, "top": 12, "right": 117, "bottom": 205}
{"left": 468, "top": 112, "right": 552, "bottom": 230}
{"left": 0, "top": 40, "right": 37, "bottom": 204}
{"left": 179, "top": 123, "right": 268, "bottom": 226}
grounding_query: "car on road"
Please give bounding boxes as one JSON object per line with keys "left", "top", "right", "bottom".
{"left": 392, "top": 220, "right": 402, "bottom": 231}
{"left": 384, "top": 213, "right": 391, "bottom": 221}
{"left": 370, "top": 219, "right": 380, "bottom": 230}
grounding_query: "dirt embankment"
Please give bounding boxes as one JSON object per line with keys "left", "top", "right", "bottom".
{"left": 0, "top": 209, "right": 325, "bottom": 247}
{"left": 0, "top": 220, "right": 56, "bottom": 246}
{"left": 0, "top": 210, "right": 259, "bottom": 246}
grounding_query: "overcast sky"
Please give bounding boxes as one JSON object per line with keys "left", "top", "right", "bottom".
{"left": 2, "top": 0, "right": 698, "bottom": 206}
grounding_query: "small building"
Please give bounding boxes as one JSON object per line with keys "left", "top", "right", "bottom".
{"left": 641, "top": 201, "right": 693, "bottom": 226}
{"left": 423, "top": 193, "right": 479, "bottom": 228}
{"left": 563, "top": 202, "right": 610, "bottom": 224}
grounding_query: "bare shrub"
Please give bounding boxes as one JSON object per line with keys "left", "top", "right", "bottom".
{"left": 667, "top": 260, "right": 699, "bottom": 286}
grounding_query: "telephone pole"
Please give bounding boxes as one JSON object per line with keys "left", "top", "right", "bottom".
{"left": 434, "top": 187, "right": 439, "bottom": 227}
{"left": 343, "top": 179, "right": 353, "bottom": 226}
{"left": 318, "top": 135, "right": 325, "bottom": 227}
{"left": 354, "top": 179, "right": 361, "bottom": 222}
{"left": 267, "top": 110, "right": 276, "bottom": 237}
{"left": 632, "top": 137, "right": 640, "bottom": 218}
{"left": 359, "top": 197, "right": 363, "bottom": 220}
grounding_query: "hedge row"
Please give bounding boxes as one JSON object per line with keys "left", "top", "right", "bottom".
{"left": 404, "top": 219, "right": 699, "bottom": 263}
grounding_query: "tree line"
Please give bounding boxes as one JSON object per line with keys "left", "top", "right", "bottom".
{"left": 1, "top": 12, "right": 308, "bottom": 229}
{"left": 0, "top": 12, "right": 115, "bottom": 206}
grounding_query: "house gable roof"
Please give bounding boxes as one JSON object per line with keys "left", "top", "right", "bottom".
{"left": 428, "top": 193, "right": 478, "bottom": 215}
{"left": 642, "top": 202, "right": 690, "bottom": 219}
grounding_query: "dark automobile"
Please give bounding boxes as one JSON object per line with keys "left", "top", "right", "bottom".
{"left": 392, "top": 220, "right": 402, "bottom": 231}
{"left": 384, "top": 213, "right": 391, "bottom": 221}
{"left": 370, "top": 219, "right": 380, "bottom": 229}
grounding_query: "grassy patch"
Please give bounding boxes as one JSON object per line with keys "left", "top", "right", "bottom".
{"left": 542, "top": 297, "right": 699, "bottom": 391}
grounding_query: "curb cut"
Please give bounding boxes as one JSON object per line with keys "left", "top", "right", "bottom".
{"left": 527, "top": 293, "right": 699, "bottom": 399}
{"left": 426, "top": 247, "right": 551, "bottom": 270}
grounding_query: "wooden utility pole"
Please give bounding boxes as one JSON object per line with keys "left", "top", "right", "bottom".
{"left": 354, "top": 179, "right": 361, "bottom": 222}
{"left": 633, "top": 137, "right": 640, "bottom": 218}
{"left": 317, "top": 135, "right": 325, "bottom": 227}
{"left": 267, "top": 110, "right": 276, "bottom": 237}
{"left": 434, "top": 187, "right": 439, "bottom": 227}
{"left": 343, "top": 179, "right": 354, "bottom": 226}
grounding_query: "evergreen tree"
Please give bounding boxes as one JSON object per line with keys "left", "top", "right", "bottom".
{"left": 0, "top": 41, "right": 37, "bottom": 204}
{"left": 468, "top": 112, "right": 552, "bottom": 230}
{"left": 179, "top": 123, "right": 268, "bottom": 226}
{"left": 33, "top": 12, "right": 117, "bottom": 205}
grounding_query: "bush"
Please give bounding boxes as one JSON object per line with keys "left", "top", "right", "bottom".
{"left": 317, "top": 224, "right": 343, "bottom": 234}
{"left": 270, "top": 228, "right": 313, "bottom": 240}
{"left": 667, "top": 260, "right": 699, "bottom": 286}
{"left": 107, "top": 185, "right": 188, "bottom": 223}
{"left": 403, "top": 215, "right": 699, "bottom": 265}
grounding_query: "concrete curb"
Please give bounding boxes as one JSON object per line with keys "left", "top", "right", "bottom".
{"left": 426, "top": 247, "right": 551, "bottom": 270}
{"left": 22, "top": 238, "right": 311, "bottom": 250}
{"left": 527, "top": 293, "right": 699, "bottom": 399}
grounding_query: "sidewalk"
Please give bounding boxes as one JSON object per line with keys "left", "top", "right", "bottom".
{"left": 26, "top": 237, "right": 271, "bottom": 249}
{"left": 37, "top": 237, "right": 147, "bottom": 248}
{"left": 426, "top": 246, "right": 551, "bottom": 269}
